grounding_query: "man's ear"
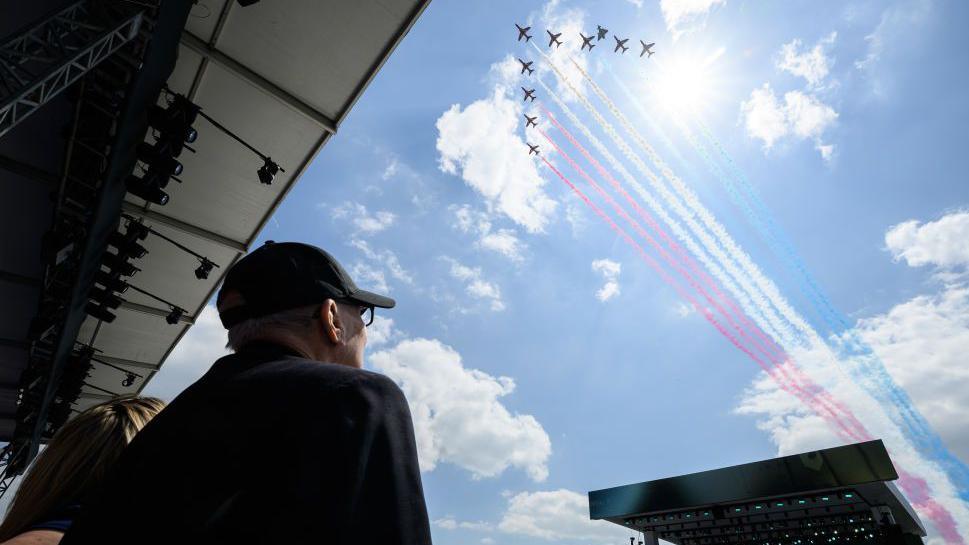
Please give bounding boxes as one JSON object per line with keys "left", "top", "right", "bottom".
{"left": 320, "top": 299, "right": 342, "bottom": 344}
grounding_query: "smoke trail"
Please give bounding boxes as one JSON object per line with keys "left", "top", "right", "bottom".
{"left": 569, "top": 55, "right": 813, "bottom": 349}
{"left": 542, "top": 128, "right": 869, "bottom": 440}
{"left": 689, "top": 116, "right": 969, "bottom": 500}
{"left": 538, "top": 52, "right": 968, "bottom": 534}
{"left": 540, "top": 152, "right": 868, "bottom": 441}
{"left": 530, "top": 44, "right": 799, "bottom": 351}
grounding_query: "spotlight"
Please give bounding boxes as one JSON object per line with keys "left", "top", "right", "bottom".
{"left": 108, "top": 232, "right": 148, "bottom": 260}
{"left": 137, "top": 142, "right": 183, "bottom": 177}
{"left": 257, "top": 158, "right": 279, "bottom": 185}
{"left": 126, "top": 171, "right": 169, "bottom": 205}
{"left": 148, "top": 94, "right": 199, "bottom": 155}
{"left": 122, "top": 373, "right": 137, "bottom": 387}
{"left": 95, "top": 270, "right": 128, "bottom": 294}
{"left": 194, "top": 258, "right": 214, "bottom": 280}
{"left": 85, "top": 302, "right": 117, "bottom": 323}
{"left": 101, "top": 251, "right": 140, "bottom": 278}
{"left": 165, "top": 307, "right": 184, "bottom": 325}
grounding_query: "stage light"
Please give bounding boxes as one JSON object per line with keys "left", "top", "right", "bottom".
{"left": 108, "top": 232, "right": 148, "bottom": 260}
{"left": 137, "top": 142, "right": 183, "bottom": 177}
{"left": 122, "top": 373, "right": 137, "bottom": 387}
{"left": 101, "top": 251, "right": 140, "bottom": 278}
{"left": 166, "top": 307, "right": 184, "bottom": 325}
{"left": 126, "top": 172, "right": 169, "bottom": 205}
{"left": 148, "top": 94, "right": 199, "bottom": 155}
{"left": 85, "top": 302, "right": 117, "bottom": 323}
{"left": 195, "top": 257, "right": 214, "bottom": 280}
{"left": 95, "top": 270, "right": 128, "bottom": 294}
{"left": 257, "top": 157, "right": 279, "bottom": 185}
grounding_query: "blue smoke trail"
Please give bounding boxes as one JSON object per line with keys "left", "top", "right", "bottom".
{"left": 607, "top": 69, "right": 969, "bottom": 500}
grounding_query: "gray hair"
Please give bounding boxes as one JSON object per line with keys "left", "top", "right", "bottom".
{"left": 225, "top": 304, "right": 319, "bottom": 352}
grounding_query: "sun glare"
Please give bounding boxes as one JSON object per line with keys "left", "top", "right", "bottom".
{"left": 649, "top": 47, "right": 725, "bottom": 116}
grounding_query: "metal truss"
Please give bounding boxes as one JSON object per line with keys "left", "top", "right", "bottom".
{"left": 0, "top": 0, "right": 144, "bottom": 139}
{"left": 0, "top": 442, "right": 26, "bottom": 500}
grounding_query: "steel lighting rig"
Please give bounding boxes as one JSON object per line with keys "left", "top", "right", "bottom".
{"left": 0, "top": 0, "right": 196, "bottom": 488}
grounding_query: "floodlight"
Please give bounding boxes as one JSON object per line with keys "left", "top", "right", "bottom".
{"left": 257, "top": 157, "right": 279, "bottom": 185}
{"left": 85, "top": 302, "right": 117, "bottom": 323}
{"left": 126, "top": 172, "right": 169, "bottom": 205}
{"left": 195, "top": 258, "right": 214, "bottom": 280}
{"left": 122, "top": 373, "right": 137, "bottom": 387}
{"left": 166, "top": 307, "right": 184, "bottom": 325}
{"left": 137, "top": 142, "right": 183, "bottom": 177}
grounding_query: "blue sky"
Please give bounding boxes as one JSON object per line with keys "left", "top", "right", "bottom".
{"left": 147, "top": 1, "right": 969, "bottom": 543}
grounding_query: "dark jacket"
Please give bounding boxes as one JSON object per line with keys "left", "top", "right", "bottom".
{"left": 61, "top": 341, "right": 432, "bottom": 545}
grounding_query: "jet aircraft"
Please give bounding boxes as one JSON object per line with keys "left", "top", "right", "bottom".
{"left": 640, "top": 40, "right": 655, "bottom": 58}
{"left": 580, "top": 33, "right": 595, "bottom": 51}
{"left": 614, "top": 36, "right": 629, "bottom": 53}
{"left": 521, "top": 87, "right": 536, "bottom": 102}
{"left": 518, "top": 58, "right": 534, "bottom": 75}
{"left": 546, "top": 29, "right": 563, "bottom": 48}
{"left": 515, "top": 23, "right": 532, "bottom": 42}
{"left": 527, "top": 143, "right": 540, "bottom": 155}
{"left": 524, "top": 114, "right": 537, "bottom": 128}
{"left": 596, "top": 25, "right": 608, "bottom": 40}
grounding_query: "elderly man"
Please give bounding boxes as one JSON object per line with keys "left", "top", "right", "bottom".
{"left": 63, "top": 241, "right": 432, "bottom": 545}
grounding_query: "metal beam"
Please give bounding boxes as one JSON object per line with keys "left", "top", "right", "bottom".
{"left": 179, "top": 32, "right": 337, "bottom": 135}
{"left": 121, "top": 201, "right": 247, "bottom": 253}
{"left": 119, "top": 300, "right": 194, "bottom": 325}
{"left": 91, "top": 354, "right": 157, "bottom": 371}
{"left": 0, "top": 154, "right": 59, "bottom": 184}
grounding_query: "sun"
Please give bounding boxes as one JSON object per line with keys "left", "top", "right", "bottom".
{"left": 648, "top": 47, "right": 726, "bottom": 116}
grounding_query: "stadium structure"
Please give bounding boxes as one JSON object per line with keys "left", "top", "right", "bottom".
{"left": 589, "top": 440, "right": 926, "bottom": 545}
{"left": 0, "top": 0, "right": 430, "bottom": 494}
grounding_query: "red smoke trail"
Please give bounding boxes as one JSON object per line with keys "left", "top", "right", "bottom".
{"left": 540, "top": 154, "right": 864, "bottom": 441}
{"left": 541, "top": 112, "right": 870, "bottom": 442}
{"left": 898, "top": 470, "right": 966, "bottom": 544}
{"left": 541, "top": 106, "right": 783, "bottom": 366}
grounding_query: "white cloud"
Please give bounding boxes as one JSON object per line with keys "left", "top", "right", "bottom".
{"left": 330, "top": 201, "right": 396, "bottom": 234}
{"left": 740, "top": 84, "right": 837, "bottom": 159}
{"left": 350, "top": 239, "right": 413, "bottom": 286}
{"left": 144, "top": 305, "right": 229, "bottom": 401}
{"left": 856, "top": 0, "right": 931, "bottom": 71}
{"left": 498, "top": 489, "right": 630, "bottom": 543}
{"left": 777, "top": 32, "right": 837, "bottom": 87}
{"left": 370, "top": 338, "right": 551, "bottom": 481}
{"left": 480, "top": 230, "right": 526, "bottom": 262}
{"left": 784, "top": 90, "right": 838, "bottom": 140}
{"left": 885, "top": 211, "right": 969, "bottom": 270}
{"left": 591, "top": 259, "right": 621, "bottom": 302}
{"left": 444, "top": 257, "right": 506, "bottom": 312}
{"left": 532, "top": 1, "right": 591, "bottom": 102}
{"left": 452, "top": 204, "right": 527, "bottom": 262}
{"left": 366, "top": 315, "right": 400, "bottom": 349}
{"left": 436, "top": 87, "right": 557, "bottom": 233}
{"left": 350, "top": 262, "right": 389, "bottom": 294}
{"left": 740, "top": 84, "right": 788, "bottom": 149}
{"left": 433, "top": 517, "right": 494, "bottom": 532}
{"left": 660, "top": 0, "right": 726, "bottom": 39}
{"left": 674, "top": 301, "right": 695, "bottom": 318}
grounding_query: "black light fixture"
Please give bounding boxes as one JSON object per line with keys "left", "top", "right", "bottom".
{"left": 194, "top": 257, "right": 214, "bottom": 280}
{"left": 85, "top": 284, "right": 124, "bottom": 323}
{"left": 95, "top": 270, "right": 128, "bottom": 294}
{"left": 101, "top": 251, "right": 140, "bottom": 278}
{"left": 165, "top": 307, "right": 184, "bottom": 325}
{"left": 148, "top": 94, "right": 199, "bottom": 156}
{"left": 126, "top": 170, "right": 170, "bottom": 205}
{"left": 108, "top": 232, "right": 148, "bottom": 260}
{"left": 137, "top": 142, "right": 183, "bottom": 178}
{"left": 257, "top": 157, "right": 280, "bottom": 185}
{"left": 122, "top": 373, "right": 137, "bottom": 388}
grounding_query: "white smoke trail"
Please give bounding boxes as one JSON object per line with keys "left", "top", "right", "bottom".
{"left": 530, "top": 43, "right": 797, "bottom": 347}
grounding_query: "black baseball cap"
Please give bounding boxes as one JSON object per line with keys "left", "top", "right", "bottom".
{"left": 216, "top": 241, "right": 395, "bottom": 329}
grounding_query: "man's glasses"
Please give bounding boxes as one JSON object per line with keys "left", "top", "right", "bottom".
{"left": 309, "top": 301, "right": 375, "bottom": 327}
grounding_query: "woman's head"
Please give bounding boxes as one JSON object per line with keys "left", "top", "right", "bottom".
{"left": 0, "top": 396, "right": 165, "bottom": 540}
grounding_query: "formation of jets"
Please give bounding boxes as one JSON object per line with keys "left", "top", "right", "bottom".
{"left": 512, "top": 23, "right": 657, "bottom": 158}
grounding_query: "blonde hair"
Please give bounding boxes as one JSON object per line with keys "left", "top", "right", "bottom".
{"left": 0, "top": 396, "right": 165, "bottom": 540}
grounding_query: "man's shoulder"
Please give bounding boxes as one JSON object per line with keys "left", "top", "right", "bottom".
{"left": 231, "top": 354, "right": 403, "bottom": 400}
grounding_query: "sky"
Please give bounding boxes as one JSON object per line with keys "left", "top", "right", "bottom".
{"left": 139, "top": 1, "right": 969, "bottom": 544}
